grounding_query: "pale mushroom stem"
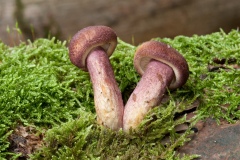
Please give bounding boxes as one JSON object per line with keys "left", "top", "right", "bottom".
{"left": 123, "top": 60, "right": 174, "bottom": 132}
{"left": 86, "top": 47, "right": 124, "bottom": 130}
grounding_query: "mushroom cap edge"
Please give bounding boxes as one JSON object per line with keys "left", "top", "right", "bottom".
{"left": 134, "top": 41, "right": 189, "bottom": 89}
{"left": 68, "top": 25, "right": 117, "bottom": 71}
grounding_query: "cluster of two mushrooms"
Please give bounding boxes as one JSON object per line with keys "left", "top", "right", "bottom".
{"left": 69, "top": 26, "right": 189, "bottom": 132}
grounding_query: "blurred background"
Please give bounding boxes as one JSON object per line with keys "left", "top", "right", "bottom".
{"left": 1, "top": 0, "right": 240, "bottom": 46}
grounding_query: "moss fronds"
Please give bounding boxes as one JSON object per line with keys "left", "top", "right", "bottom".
{"left": 0, "top": 29, "right": 239, "bottom": 159}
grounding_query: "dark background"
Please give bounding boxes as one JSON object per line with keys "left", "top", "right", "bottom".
{"left": 1, "top": 0, "right": 240, "bottom": 46}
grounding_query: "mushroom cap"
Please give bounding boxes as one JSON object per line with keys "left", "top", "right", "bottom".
{"left": 134, "top": 41, "right": 189, "bottom": 89}
{"left": 68, "top": 26, "right": 117, "bottom": 71}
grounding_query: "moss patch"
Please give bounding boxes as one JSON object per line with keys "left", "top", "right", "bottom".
{"left": 0, "top": 29, "right": 239, "bottom": 159}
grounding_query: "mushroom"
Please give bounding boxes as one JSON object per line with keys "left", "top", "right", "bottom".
{"left": 68, "top": 26, "right": 124, "bottom": 130}
{"left": 123, "top": 41, "right": 189, "bottom": 132}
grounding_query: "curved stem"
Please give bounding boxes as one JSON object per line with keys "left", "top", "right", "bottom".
{"left": 123, "top": 60, "right": 174, "bottom": 132}
{"left": 86, "top": 47, "right": 124, "bottom": 130}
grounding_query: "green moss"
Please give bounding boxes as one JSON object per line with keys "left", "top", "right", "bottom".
{"left": 155, "top": 29, "right": 240, "bottom": 122}
{"left": 0, "top": 38, "right": 94, "bottom": 159}
{"left": 31, "top": 103, "right": 200, "bottom": 160}
{"left": 0, "top": 29, "right": 239, "bottom": 159}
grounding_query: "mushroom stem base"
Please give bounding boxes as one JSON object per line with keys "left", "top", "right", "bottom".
{"left": 123, "top": 60, "right": 174, "bottom": 132}
{"left": 86, "top": 47, "right": 124, "bottom": 130}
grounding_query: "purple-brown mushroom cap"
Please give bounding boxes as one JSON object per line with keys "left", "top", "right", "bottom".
{"left": 134, "top": 41, "right": 189, "bottom": 89}
{"left": 68, "top": 26, "right": 117, "bottom": 71}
